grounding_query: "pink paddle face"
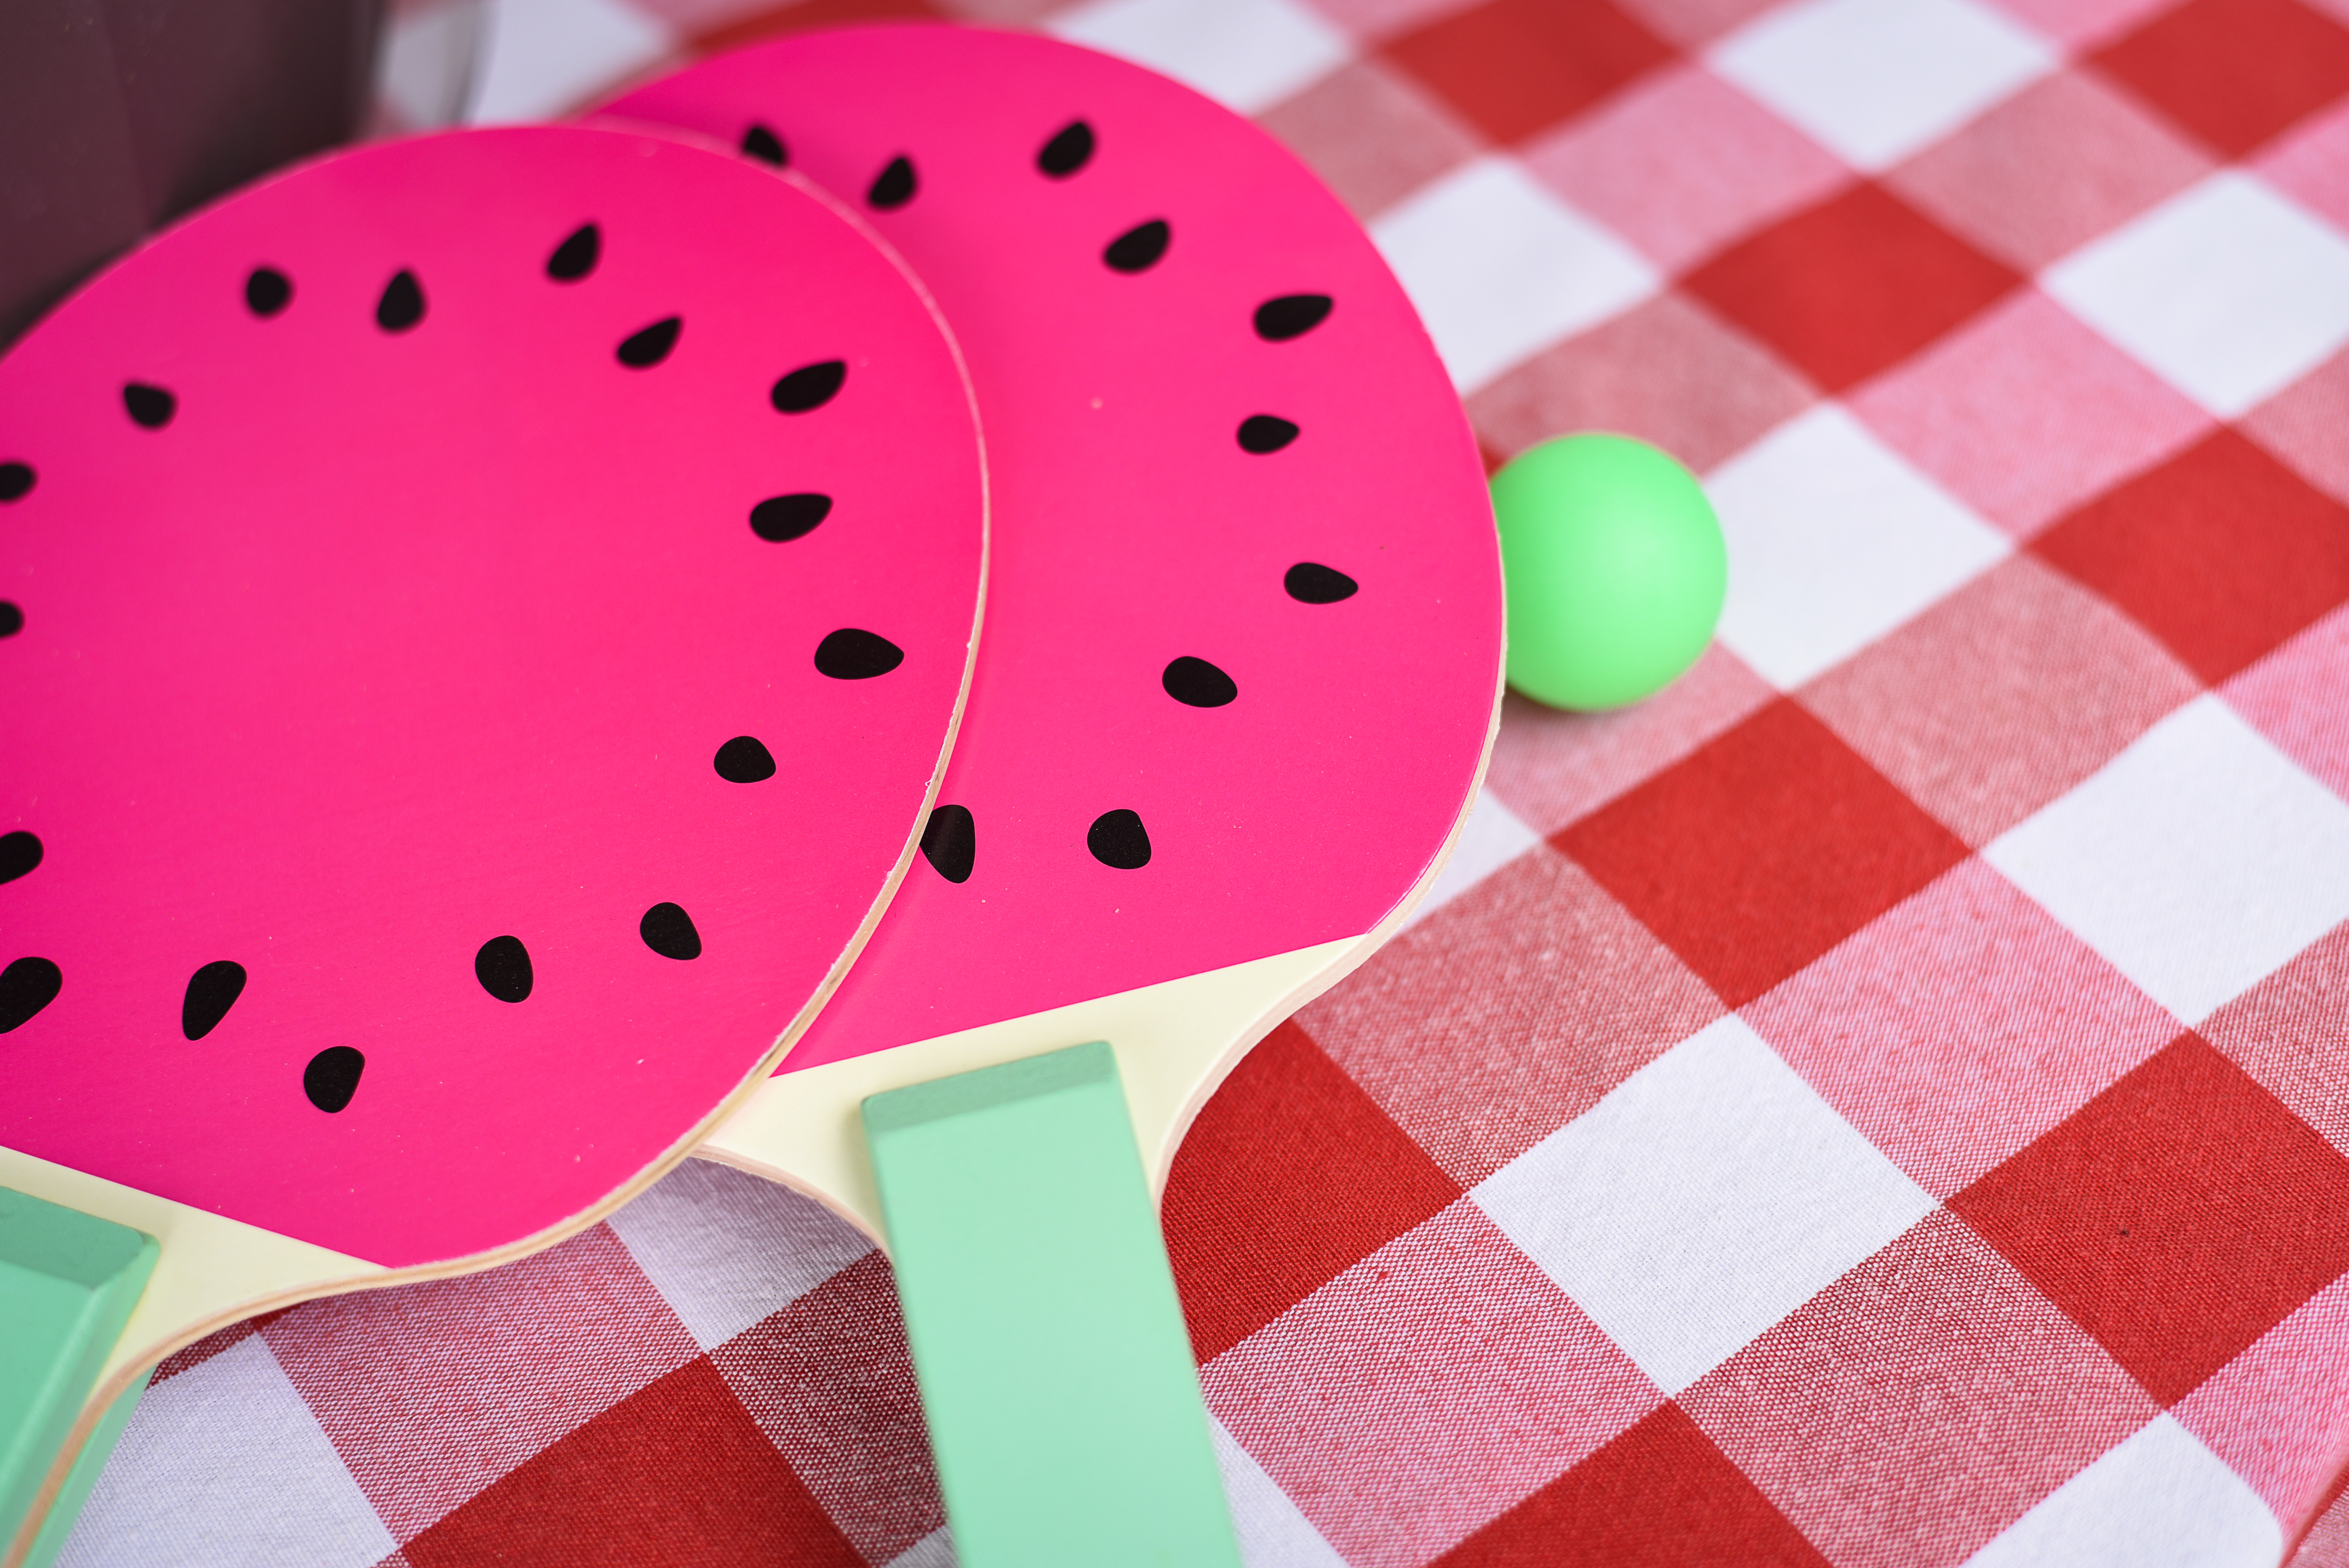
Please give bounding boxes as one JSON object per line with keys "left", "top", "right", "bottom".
{"left": 608, "top": 27, "right": 1500, "bottom": 1071}
{"left": 0, "top": 126, "right": 984, "bottom": 1266}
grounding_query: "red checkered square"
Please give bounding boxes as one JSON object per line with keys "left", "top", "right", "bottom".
{"left": 1203, "top": 1200, "right": 1662, "bottom": 1566}
{"left": 1799, "top": 555, "right": 2199, "bottom": 846}
{"left": 1431, "top": 1403, "right": 1829, "bottom": 1567}
{"left": 400, "top": 1358, "right": 861, "bottom": 1568}
{"left": 266, "top": 1224, "right": 697, "bottom": 1539}
{"left": 2032, "top": 428, "right": 2349, "bottom": 686}
{"left": 1950, "top": 1033, "right": 2349, "bottom": 1404}
{"left": 1746, "top": 858, "right": 2180, "bottom": 1197}
{"left": 1523, "top": 64, "right": 1848, "bottom": 273}
{"left": 1480, "top": 649, "right": 1777, "bottom": 835}
{"left": 2244, "top": 348, "right": 2349, "bottom": 510}
{"left": 2087, "top": 0, "right": 2349, "bottom": 157}
{"left": 1683, "top": 184, "right": 2025, "bottom": 394}
{"left": 1463, "top": 293, "right": 1817, "bottom": 475}
{"left": 1884, "top": 70, "right": 2214, "bottom": 274}
{"left": 1849, "top": 288, "right": 2212, "bottom": 540}
{"left": 1381, "top": 0, "right": 1677, "bottom": 145}
{"left": 1679, "top": 1211, "right": 2159, "bottom": 1566}
{"left": 2174, "top": 1271, "right": 2349, "bottom": 1524}
{"left": 2256, "top": 99, "right": 2349, "bottom": 233}
{"left": 708, "top": 1253, "right": 939, "bottom": 1565}
{"left": 1164, "top": 1020, "right": 1461, "bottom": 1363}
{"left": 2228, "top": 605, "right": 2349, "bottom": 804}
{"left": 1557, "top": 699, "right": 1973, "bottom": 1007}
{"left": 1257, "top": 57, "right": 1485, "bottom": 219}
{"left": 1301, "top": 845, "right": 1723, "bottom": 1184}
{"left": 2202, "top": 921, "right": 2349, "bottom": 1157}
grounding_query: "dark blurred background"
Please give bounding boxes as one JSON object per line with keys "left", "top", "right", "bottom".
{"left": 0, "top": 0, "right": 436, "bottom": 345}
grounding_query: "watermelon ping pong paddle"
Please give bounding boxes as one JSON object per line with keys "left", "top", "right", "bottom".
{"left": 0, "top": 124, "right": 986, "bottom": 1564}
{"left": 610, "top": 30, "right": 1504, "bottom": 1564}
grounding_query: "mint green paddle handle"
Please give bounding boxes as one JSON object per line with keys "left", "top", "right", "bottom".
{"left": 1, "top": 1187, "right": 157, "bottom": 1566}
{"left": 863, "top": 1042, "right": 1240, "bottom": 1568}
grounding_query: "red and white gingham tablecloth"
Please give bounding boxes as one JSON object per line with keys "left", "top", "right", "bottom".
{"left": 51, "top": 0, "right": 2349, "bottom": 1559}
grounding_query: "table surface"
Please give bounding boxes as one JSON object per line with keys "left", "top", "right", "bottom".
{"left": 49, "top": 0, "right": 2349, "bottom": 1563}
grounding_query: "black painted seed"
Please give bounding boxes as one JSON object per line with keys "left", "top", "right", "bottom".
{"left": 814, "top": 628, "right": 904, "bottom": 680}
{"left": 1038, "top": 120, "right": 1095, "bottom": 176}
{"left": 0, "top": 602, "right": 19, "bottom": 638}
{"left": 641, "top": 902, "right": 702, "bottom": 960}
{"left": 921, "top": 804, "right": 975, "bottom": 883}
{"left": 1087, "top": 809, "right": 1151, "bottom": 870}
{"left": 868, "top": 156, "right": 918, "bottom": 210}
{"left": 1162, "top": 656, "right": 1237, "bottom": 708}
{"left": 182, "top": 960, "right": 248, "bottom": 1040}
{"left": 1284, "top": 562, "right": 1358, "bottom": 604}
{"left": 304, "top": 1046, "right": 365, "bottom": 1112}
{"left": 750, "top": 492, "right": 832, "bottom": 542}
{"left": 0, "top": 957, "right": 61, "bottom": 1032}
{"left": 245, "top": 267, "right": 293, "bottom": 317}
{"left": 617, "top": 316, "right": 682, "bottom": 368}
{"left": 0, "top": 831, "right": 40, "bottom": 884}
{"left": 376, "top": 269, "right": 425, "bottom": 332}
{"left": 1238, "top": 415, "right": 1298, "bottom": 454}
{"left": 547, "top": 223, "right": 601, "bottom": 281}
{"left": 474, "top": 935, "right": 533, "bottom": 1003}
{"left": 714, "top": 735, "right": 777, "bottom": 782}
{"left": 123, "top": 384, "right": 176, "bottom": 429}
{"left": 1103, "top": 219, "right": 1170, "bottom": 273}
{"left": 1254, "top": 294, "right": 1332, "bottom": 341}
{"left": 0, "top": 462, "right": 30, "bottom": 501}
{"left": 742, "top": 123, "right": 788, "bottom": 166}
{"left": 772, "top": 360, "right": 847, "bottom": 414}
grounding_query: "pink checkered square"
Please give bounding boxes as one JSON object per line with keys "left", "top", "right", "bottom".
{"left": 2244, "top": 350, "right": 2349, "bottom": 510}
{"left": 1681, "top": 1210, "right": 2160, "bottom": 1568}
{"left": 2202, "top": 920, "right": 2349, "bottom": 1158}
{"left": 2255, "top": 99, "right": 2349, "bottom": 232}
{"left": 1798, "top": 554, "right": 2200, "bottom": 846}
{"left": 2175, "top": 1270, "right": 2349, "bottom": 1528}
{"left": 1465, "top": 293, "right": 1818, "bottom": 474}
{"left": 1480, "top": 647, "right": 1777, "bottom": 839}
{"left": 708, "top": 1252, "right": 941, "bottom": 1566}
{"left": 1745, "top": 857, "right": 2181, "bottom": 1197}
{"left": 1885, "top": 69, "right": 2214, "bottom": 273}
{"left": 1204, "top": 1199, "right": 1661, "bottom": 1566}
{"left": 1257, "top": 57, "right": 1485, "bottom": 219}
{"left": 1613, "top": 0, "right": 1785, "bottom": 46}
{"left": 1523, "top": 64, "right": 1850, "bottom": 274}
{"left": 1848, "top": 289, "right": 2213, "bottom": 539}
{"left": 265, "top": 1224, "right": 699, "bottom": 1540}
{"left": 2226, "top": 604, "right": 2349, "bottom": 805}
{"left": 1980, "top": 0, "right": 2178, "bottom": 48}
{"left": 1302, "top": 844, "right": 1724, "bottom": 1183}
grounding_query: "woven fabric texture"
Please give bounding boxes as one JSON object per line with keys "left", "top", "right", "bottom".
{"left": 55, "top": 0, "right": 2349, "bottom": 1561}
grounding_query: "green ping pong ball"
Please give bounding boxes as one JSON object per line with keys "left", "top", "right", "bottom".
{"left": 1492, "top": 433, "right": 1727, "bottom": 712}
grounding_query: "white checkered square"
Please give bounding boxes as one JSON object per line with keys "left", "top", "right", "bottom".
{"left": 608, "top": 1157, "right": 871, "bottom": 1350}
{"left": 1474, "top": 1015, "right": 1936, "bottom": 1394}
{"left": 1371, "top": 158, "right": 1660, "bottom": 395}
{"left": 1212, "top": 1419, "right": 1350, "bottom": 1568}
{"left": 1985, "top": 695, "right": 2349, "bottom": 1025}
{"left": 1708, "top": 0, "right": 2054, "bottom": 171}
{"left": 469, "top": 0, "right": 672, "bottom": 123}
{"left": 1047, "top": 0, "right": 1354, "bottom": 115}
{"left": 1961, "top": 1416, "right": 2279, "bottom": 1568}
{"left": 58, "top": 1339, "right": 394, "bottom": 1568}
{"left": 1710, "top": 404, "right": 2010, "bottom": 689}
{"left": 2043, "top": 172, "right": 2349, "bottom": 419}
